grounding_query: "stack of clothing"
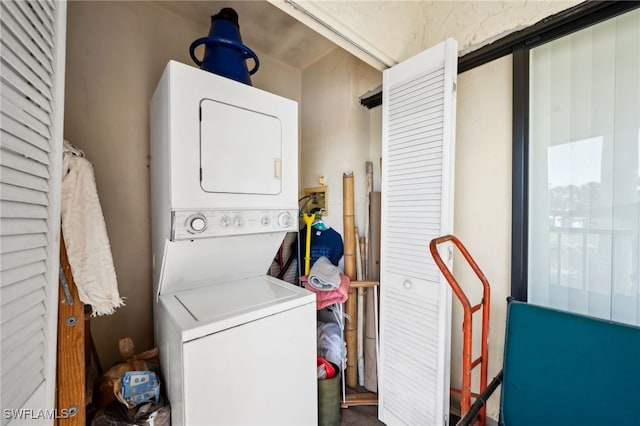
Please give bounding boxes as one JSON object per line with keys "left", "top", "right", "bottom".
{"left": 300, "top": 256, "right": 349, "bottom": 310}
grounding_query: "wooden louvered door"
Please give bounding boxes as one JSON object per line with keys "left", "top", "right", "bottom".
{"left": 378, "top": 38, "right": 458, "bottom": 426}
{"left": 0, "top": 1, "right": 67, "bottom": 423}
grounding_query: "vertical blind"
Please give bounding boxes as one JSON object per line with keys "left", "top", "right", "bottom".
{"left": 1, "top": 0, "right": 65, "bottom": 420}
{"left": 528, "top": 8, "right": 640, "bottom": 325}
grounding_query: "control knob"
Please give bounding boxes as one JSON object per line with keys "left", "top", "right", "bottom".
{"left": 186, "top": 213, "right": 207, "bottom": 234}
{"left": 277, "top": 212, "right": 292, "bottom": 228}
{"left": 233, "top": 216, "right": 244, "bottom": 228}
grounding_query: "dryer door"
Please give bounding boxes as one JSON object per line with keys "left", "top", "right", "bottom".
{"left": 200, "top": 99, "right": 282, "bottom": 195}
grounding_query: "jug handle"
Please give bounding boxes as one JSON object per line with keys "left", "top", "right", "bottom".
{"left": 189, "top": 37, "right": 260, "bottom": 75}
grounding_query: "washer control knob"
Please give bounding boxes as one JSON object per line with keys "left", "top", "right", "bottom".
{"left": 233, "top": 216, "right": 244, "bottom": 227}
{"left": 187, "top": 213, "right": 207, "bottom": 234}
{"left": 277, "top": 212, "right": 292, "bottom": 228}
{"left": 220, "top": 216, "right": 231, "bottom": 227}
{"left": 261, "top": 216, "right": 271, "bottom": 226}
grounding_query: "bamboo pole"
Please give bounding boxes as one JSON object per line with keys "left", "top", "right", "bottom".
{"left": 358, "top": 234, "right": 367, "bottom": 386}
{"left": 364, "top": 161, "right": 373, "bottom": 278}
{"left": 343, "top": 172, "right": 357, "bottom": 388}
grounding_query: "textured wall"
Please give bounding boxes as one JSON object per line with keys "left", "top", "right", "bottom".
{"left": 272, "top": 0, "right": 581, "bottom": 68}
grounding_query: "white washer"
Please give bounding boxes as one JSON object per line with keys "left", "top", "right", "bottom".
{"left": 150, "top": 61, "right": 317, "bottom": 425}
{"left": 157, "top": 276, "right": 316, "bottom": 426}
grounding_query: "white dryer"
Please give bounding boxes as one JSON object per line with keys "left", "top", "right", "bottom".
{"left": 150, "top": 61, "right": 317, "bottom": 425}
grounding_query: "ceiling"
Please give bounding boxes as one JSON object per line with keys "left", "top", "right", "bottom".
{"left": 155, "top": 1, "right": 339, "bottom": 69}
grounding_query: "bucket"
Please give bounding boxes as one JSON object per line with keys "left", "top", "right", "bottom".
{"left": 318, "top": 367, "right": 341, "bottom": 426}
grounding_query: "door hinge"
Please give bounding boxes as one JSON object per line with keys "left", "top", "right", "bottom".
{"left": 452, "top": 81, "right": 457, "bottom": 93}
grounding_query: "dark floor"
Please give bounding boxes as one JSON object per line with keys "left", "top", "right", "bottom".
{"left": 339, "top": 404, "right": 462, "bottom": 425}
{"left": 340, "top": 405, "right": 383, "bottom": 426}
{"left": 327, "top": 383, "right": 464, "bottom": 425}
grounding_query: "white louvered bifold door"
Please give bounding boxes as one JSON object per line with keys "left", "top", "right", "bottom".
{"left": 1, "top": 0, "right": 66, "bottom": 423}
{"left": 379, "top": 38, "right": 458, "bottom": 426}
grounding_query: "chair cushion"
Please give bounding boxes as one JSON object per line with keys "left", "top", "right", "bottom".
{"left": 501, "top": 301, "right": 640, "bottom": 426}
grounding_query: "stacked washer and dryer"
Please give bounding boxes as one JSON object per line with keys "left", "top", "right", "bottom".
{"left": 150, "top": 60, "right": 317, "bottom": 425}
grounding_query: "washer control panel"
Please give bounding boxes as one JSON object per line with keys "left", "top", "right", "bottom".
{"left": 172, "top": 209, "right": 297, "bottom": 240}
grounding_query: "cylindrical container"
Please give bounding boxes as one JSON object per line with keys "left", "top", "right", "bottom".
{"left": 317, "top": 368, "right": 341, "bottom": 426}
{"left": 189, "top": 8, "right": 260, "bottom": 85}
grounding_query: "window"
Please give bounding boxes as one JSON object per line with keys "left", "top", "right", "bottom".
{"left": 513, "top": 6, "right": 640, "bottom": 325}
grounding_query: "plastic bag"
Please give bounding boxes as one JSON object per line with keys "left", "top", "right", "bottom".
{"left": 94, "top": 337, "right": 160, "bottom": 408}
{"left": 91, "top": 397, "right": 170, "bottom": 426}
{"left": 91, "top": 337, "right": 169, "bottom": 426}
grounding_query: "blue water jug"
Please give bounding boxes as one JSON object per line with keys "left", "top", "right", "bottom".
{"left": 189, "top": 8, "right": 259, "bottom": 85}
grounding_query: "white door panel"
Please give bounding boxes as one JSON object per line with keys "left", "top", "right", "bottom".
{"left": 0, "top": 1, "right": 66, "bottom": 423}
{"left": 200, "top": 99, "right": 282, "bottom": 195}
{"left": 379, "top": 38, "right": 457, "bottom": 426}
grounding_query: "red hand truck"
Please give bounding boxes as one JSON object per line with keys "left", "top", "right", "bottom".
{"left": 430, "top": 235, "right": 491, "bottom": 426}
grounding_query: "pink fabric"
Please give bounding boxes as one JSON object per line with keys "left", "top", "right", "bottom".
{"left": 300, "top": 273, "right": 351, "bottom": 310}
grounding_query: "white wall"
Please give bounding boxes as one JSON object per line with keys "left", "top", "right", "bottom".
{"left": 64, "top": 0, "right": 302, "bottom": 368}
{"left": 300, "top": 48, "right": 381, "bottom": 239}
{"left": 453, "top": 54, "right": 513, "bottom": 420}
